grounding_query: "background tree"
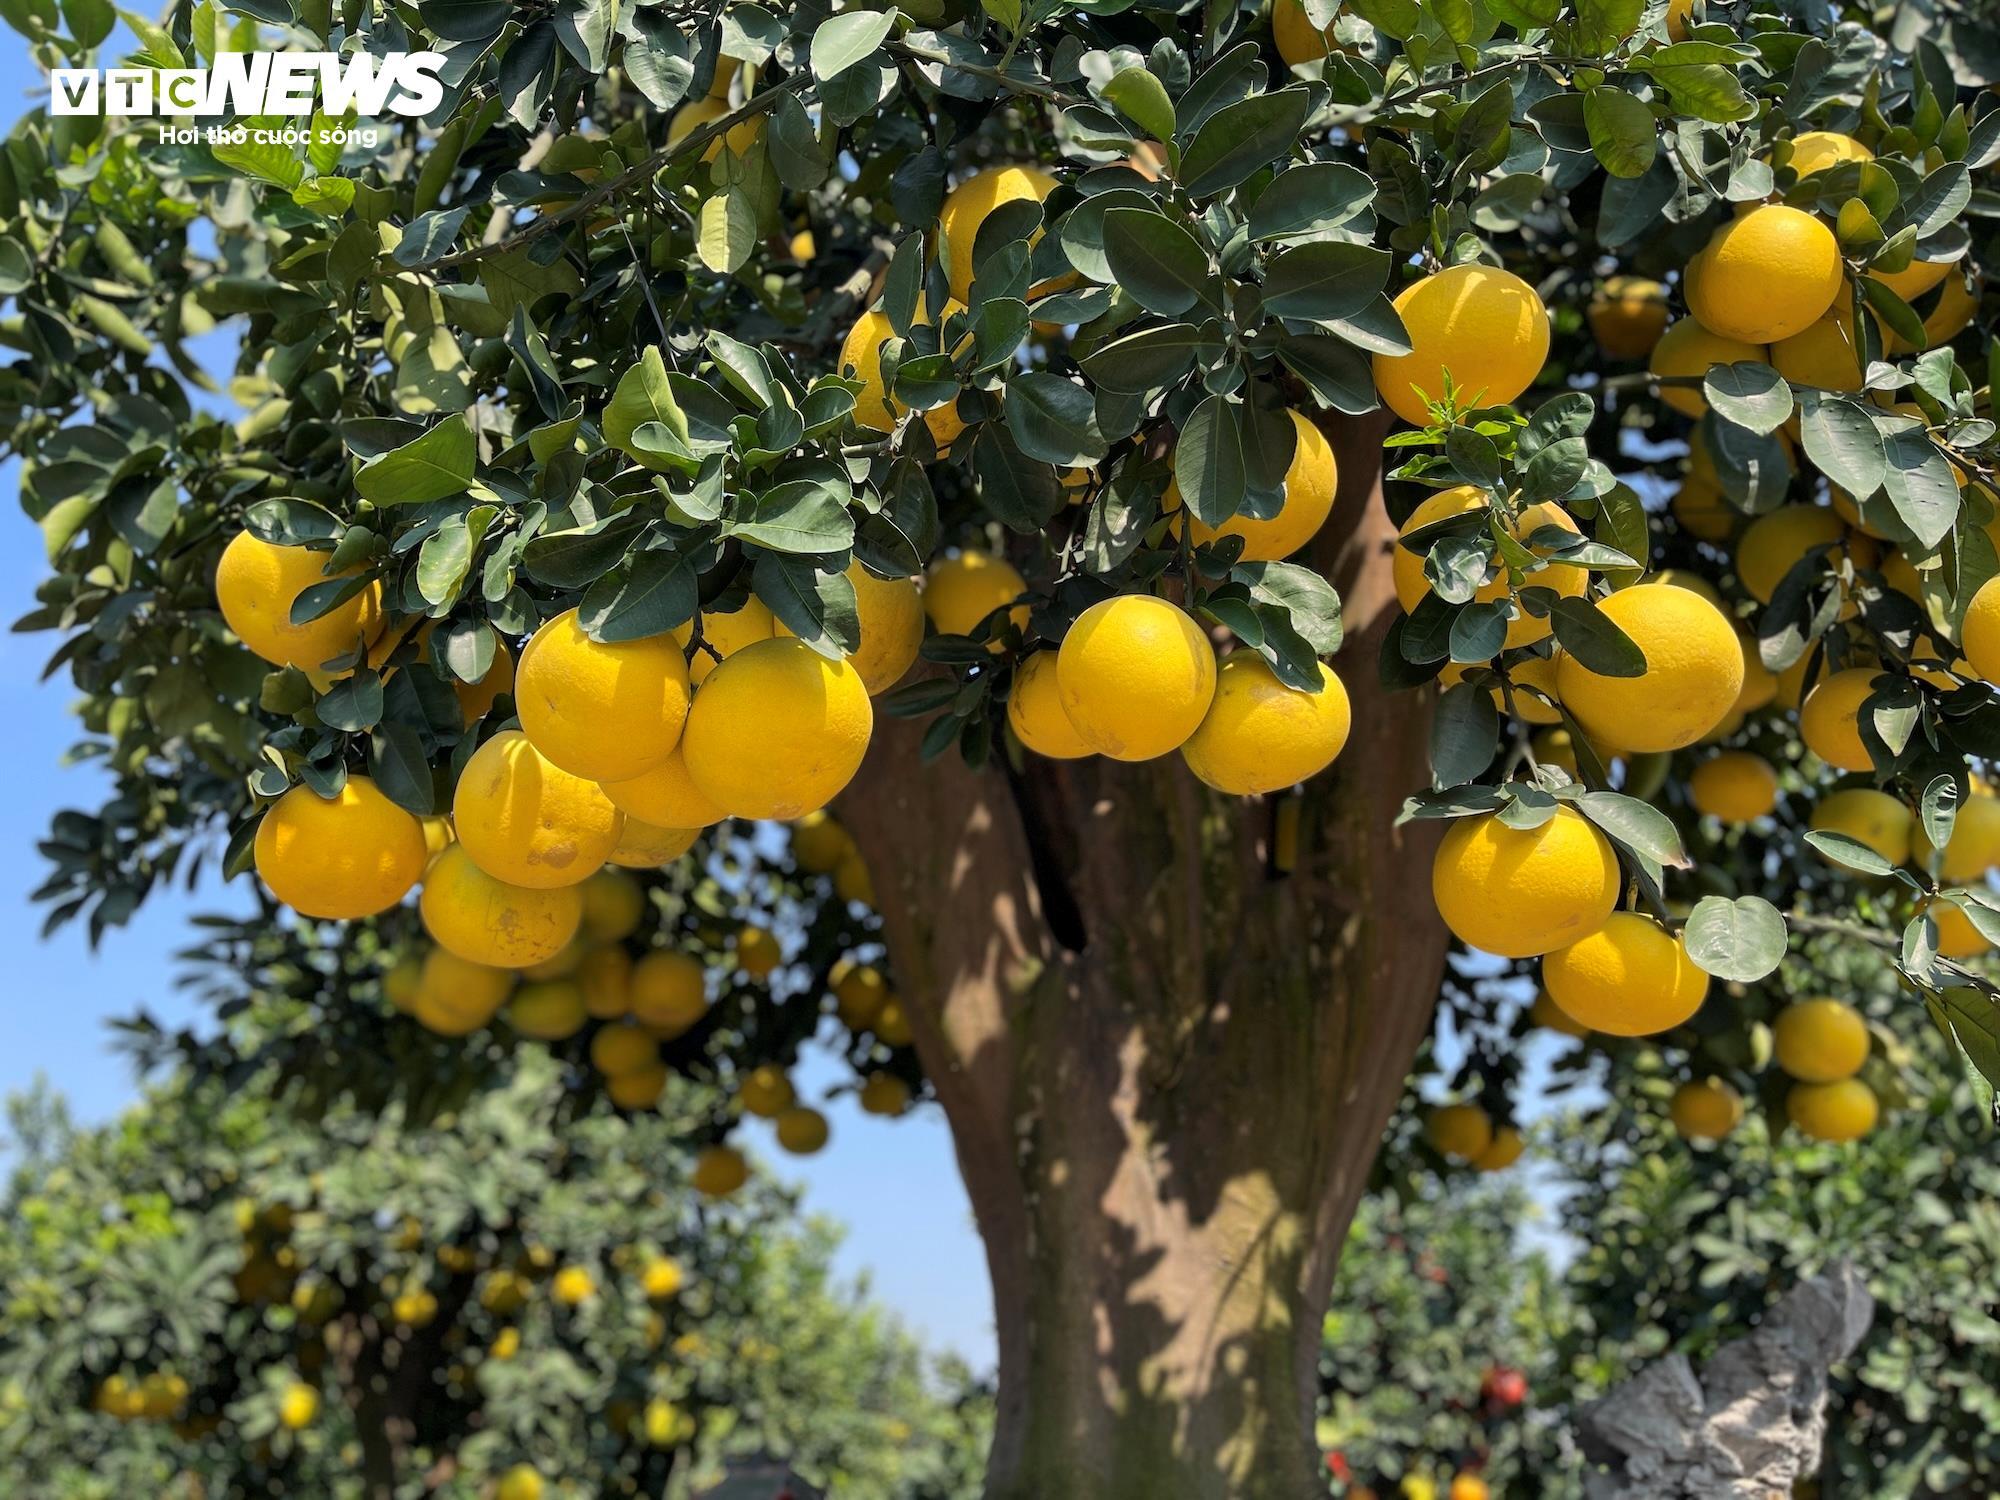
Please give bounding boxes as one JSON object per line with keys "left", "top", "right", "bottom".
{"left": 4, "top": 0, "right": 1999, "bottom": 1494}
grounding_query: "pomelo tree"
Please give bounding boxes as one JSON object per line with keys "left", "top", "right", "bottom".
{"left": 5, "top": 0, "right": 2000, "bottom": 1491}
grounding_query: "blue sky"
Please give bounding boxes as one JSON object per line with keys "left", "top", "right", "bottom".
{"left": 0, "top": 36, "right": 996, "bottom": 1370}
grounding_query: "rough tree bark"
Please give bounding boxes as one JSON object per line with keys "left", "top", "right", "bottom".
{"left": 839, "top": 412, "right": 1452, "bottom": 1498}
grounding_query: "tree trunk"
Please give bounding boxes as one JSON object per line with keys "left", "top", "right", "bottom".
{"left": 839, "top": 413, "right": 1449, "bottom": 1497}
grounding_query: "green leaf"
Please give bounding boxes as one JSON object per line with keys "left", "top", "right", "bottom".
{"left": 1573, "top": 0, "right": 1642, "bottom": 54}
{"left": 1247, "top": 161, "right": 1377, "bottom": 242}
{"left": 1100, "top": 207, "right": 1213, "bottom": 317}
{"left": 1177, "top": 87, "right": 1313, "bottom": 199}
{"left": 1803, "top": 828, "right": 1897, "bottom": 877}
{"left": 604, "top": 348, "right": 690, "bottom": 471}
{"left": 1005, "top": 372, "right": 1108, "bottom": 467}
{"left": 1261, "top": 241, "right": 1391, "bottom": 321}
{"left": 1583, "top": 86, "right": 1657, "bottom": 178}
{"left": 753, "top": 552, "right": 861, "bottom": 658}
{"left": 1431, "top": 686, "right": 1499, "bottom": 787}
{"left": 768, "top": 93, "right": 829, "bottom": 189}
{"left": 810, "top": 9, "right": 896, "bottom": 81}
{"left": 316, "top": 668, "right": 384, "bottom": 732}
{"left": 1234, "top": 560, "right": 1344, "bottom": 654}
{"left": 1798, "top": 392, "right": 1887, "bottom": 502}
{"left": 1682, "top": 895, "right": 1788, "bottom": 981}
{"left": 1174, "top": 394, "right": 1246, "bottom": 529}
{"left": 1550, "top": 596, "right": 1645, "bottom": 676}
{"left": 1578, "top": 790, "right": 1690, "bottom": 868}
{"left": 724, "top": 480, "right": 858, "bottom": 553}
{"left": 1079, "top": 321, "right": 1213, "bottom": 393}
{"left": 354, "top": 417, "right": 475, "bottom": 506}
{"left": 1101, "top": 66, "right": 1176, "bottom": 141}
{"left": 698, "top": 187, "right": 758, "bottom": 274}
{"left": 1703, "top": 362, "right": 1793, "bottom": 435}
{"left": 369, "top": 724, "right": 437, "bottom": 816}
{"left": 578, "top": 549, "right": 698, "bottom": 643}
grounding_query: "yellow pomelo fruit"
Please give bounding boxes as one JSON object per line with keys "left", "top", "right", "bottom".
{"left": 1778, "top": 130, "right": 1871, "bottom": 179}
{"left": 1786, "top": 1078, "right": 1877, "bottom": 1142}
{"left": 1688, "top": 751, "right": 1778, "bottom": 823}
{"left": 1425, "top": 1103, "right": 1492, "bottom": 1162}
{"left": 1586, "top": 276, "right": 1670, "bottom": 360}
{"left": 1056, "top": 595, "right": 1217, "bottom": 761}
{"left": 680, "top": 638, "right": 874, "bottom": 820}
{"left": 1649, "top": 319, "right": 1765, "bottom": 418}
{"left": 1473, "top": 1125, "right": 1525, "bottom": 1172}
{"left": 1809, "top": 787, "right": 1912, "bottom": 867}
{"left": 641, "top": 1256, "right": 685, "bottom": 1300}
{"left": 1431, "top": 807, "right": 1620, "bottom": 958}
{"left": 834, "top": 848, "right": 875, "bottom": 906}
{"left": 1181, "top": 655, "right": 1350, "bottom": 795}
{"left": 1650, "top": 568, "right": 1726, "bottom": 608}
{"left": 1773, "top": 997, "right": 1870, "bottom": 1082}
{"left": 630, "top": 950, "right": 707, "bottom": 1037}
{"left": 859, "top": 1071, "right": 912, "bottom": 1115}
{"left": 551, "top": 1264, "right": 595, "bottom": 1305}
{"left": 775, "top": 1105, "right": 830, "bottom": 1155}
{"left": 1670, "top": 479, "right": 1735, "bottom": 541}
{"left": 1734, "top": 643, "right": 1776, "bottom": 713}
{"left": 1930, "top": 902, "right": 1991, "bottom": 959}
{"left": 580, "top": 868, "right": 646, "bottom": 942}
{"left": 1530, "top": 726, "right": 1583, "bottom": 778}
{"left": 1889, "top": 272, "right": 1980, "bottom": 354}
{"left": 939, "top": 164, "right": 1060, "bottom": 303}
{"left": 383, "top": 953, "right": 424, "bottom": 1014}
{"left": 1770, "top": 305, "right": 1863, "bottom": 392}
{"left": 924, "top": 549, "right": 1029, "bottom": 644}
{"left": 832, "top": 959, "right": 889, "bottom": 1028}
{"left": 671, "top": 599, "right": 774, "bottom": 686}
{"left": 1555, "top": 583, "right": 1741, "bottom": 752}
{"left": 1008, "top": 649, "right": 1093, "bottom": 759}
{"left": 216, "top": 532, "right": 383, "bottom": 673}
{"left": 601, "top": 747, "right": 728, "bottom": 829}
{"left": 590, "top": 1021, "right": 658, "bottom": 1077}
{"left": 454, "top": 730, "right": 624, "bottom": 889}
{"left": 607, "top": 1062, "right": 668, "bottom": 1109}
{"left": 1372, "top": 264, "right": 1550, "bottom": 425}
{"left": 736, "top": 923, "right": 781, "bottom": 978}
{"left": 1961, "top": 575, "right": 2000, "bottom": 684}
{"left": 496, "top": 1465, "right": 545, "bottom": 1500}
{"left": 839, "top": 305, "right": 968, "bottom": 447}
{"left": 738, "top": 1064, "right": 795, "bottom": 1118}
{"left": 1734, "top": 504, "right": 1854, "bottom": 603}
{"left": 278, "top": 1383, "right": 319, "bottom": 1430}
{"left": 1437, "top": 652, "right": 1562, "bottom": 725}
{"left": 426, "top": 631, "right": 514, "bottom": 725}
{"left": 665, "top": 96, "right": 761, "bottom": 161}
{"left": 521, "top": 934, "right": 587, "bottom": 982}
{"left": 1392, "top": 487, "right": 1585, "bottom": 648}
{"left": 606, "top": 817, "right": 699, "bottom": 869}
{"left": 516, "top": 608, "right": 693, "bottom": 783}
{"left": 1670, "top": 1078, "right": 1743, "bottom": 1142}
{"left": 420, "top": 843, "right": 584, "bottom": 969}
{"left": 1529, "top": 987, "right": 1588, "bottom": 1037}
{"left": 1922, "top": 792, "right": 2000, "bottom": 882}
{"left": 412, "top": 948, "right": 514, "bottom": 1036}
{"left": 777, "top": 559, "right": 925, "bottom": 695}
{"left": 1543, "top": 914, "right": 1709, "bottom": 1037}
{"left": 1167, "top": 410, "right": 1339, "bottom": 561}
{"left": 1684, "top": 205, "right": 1842, "bottom": 344}
{"left": 791, "top": 810, "right": 856, "bottom": 873}
{"left": 577, "top": 944, "right": 634, "bottom": 1018}
{"left": 510, "top": 979, "right": 587, "bottom": 1041}
{"left": 691, "top": 1143, "right": 750, "bottom": 1198}
{"left": 1799, "top": 667, "right": 1886, "bottom": 772}
{"left": 255, "top": 776, "right": 427, "bottom": 920}
{"left": 1272, "top": 0, "right": 1338, "bottom": 64}
{"left": 1869, "top": 256, "right": 1953, "bottom": 302}
{"left": 391, "top": 1288, "right": 438, "bottom": 1327}
{"left": 873, "top": 997, "right": 914, "bottom": 1045}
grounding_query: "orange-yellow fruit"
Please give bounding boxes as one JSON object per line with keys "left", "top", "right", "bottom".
{"left": 629, "top": 950, "right": 707, "bottom": 1037}
{"left": 680, "top": 638, "right": 874, "bottom": 820}
{"left": 453, "top": 730, "right": 624, "bottom": 889}
{"left": 1056, "top": 595, "right": 1216, "bottom": 761}
{"left": 551, "top": 1265, "right": 595, "bottom": 1305}
{"left": 607, "top": 1063, "right": 668, "bottom": 1109}
{"left": 1924, "top": 793, "right": 2000, "bottom": 883}
{"left": 1870, "top": 256, "right": 1953, "bottom": 303}
{"left": 1542, "top": 914, "right": 1710, "bottom": 1037}
{"left": 1890, "top": 272, "right": 1980, "bottom": 354}
{"left": 1778, "top": 130, "right": 1871, "bottom": 179}
{"left": 832, "top": 960, "right": 889, "bottom": 1029}
{"left": 1670, "top": 1078, "right": 1742, "bottom": 1142}
{"left": 671, "top": 600, "right": 774, "bottom": 686}
{"left": 736, "top": 923, "right": 781, "bottom": 979}
{"left": 1272, "top": 0, "right": 1338, "bottom": 64}
{"left": 254, "top": 776, "right": 427, "bottom": 920}
{"left": 437, "top": 635, "right": 514, "bottom": 725}
{"left": 516, "top": 609, "right": 693, "bottom": 783}
{"left": 1649, "top": 319, "right": 1766, "bottom": 418}
{"left": 1431, "top": 807, "right": 1620, "bottom": 959}
{"left": 1180, "top": 655, "right": 1350, "bottom": 795}
{"left": 496, "top": 1465, "right": 545, "bottom": 1500}
{"left": 383, "top": 953, "right": 424, "bottom": 1014}
{"left": 1008, "top": 650, "right": 1093, "bottom": 759}
{"left": 1529, "top": 988, "right": 1589, "bottom": 1038}
{"left": 1771, "top": 306, "right": 1864, "bottom": 393}
{"left": 873, "top": 997, "right": 914, "bottom": 1046}
{"left": 1962, "top": 576, "right": 2000, "bottom": 685}
{"left": 579, "top": 868, "right": 646, "bottom": 942}
{"left": 215, "top": 532, "right": 383, "bottom": 674}
{"left": 1799, "top": 668, "right": 1886, "bottom": 772}
{"left": 1554, "top": 583, "right": 1743, "bottom": 753}
{"left": 1472, "top": 1126, "right": 1525, "bottom": 1173}
{"left": 577, "top": 944, "right": 634, "bottom": 1019}
{"left": 277, "top": 1382, "right": 319, "bottom": 1430}
{"left": 1735, "top": 504, "right": 1852, "bottom": 603}
{"left": 834, "top": 848, "right": 874, "bottom": 906}
{"left": 665, "top": 95, "right": 761, "bottom": 161}
{"left": 939, "top": 165, "right": 1059, "bottom": 304}
{"left": 1786, "top": 1078, "right": 1878, "bottom": 1142}
{"left": 606, "top": 817, "right": 700, "bottom": 869}
{"left": 738, "top": 1064, "right": 795, "bottom": 1118}
{"left": 1773, "top": 997, "right": 1870, "bottom": 1082}
{"left": 778, "top": 559, "right": 926, "bottom": 695}
{"left": 839, "top": 304, "right": 968, "bottom": 448}
{"left": 775, "top": 1105, "right": 830, "bottom": 1155}
{"left": 791, "top": 810, "right": 855, "bottom": 873}
{"left": 412, "top": 948, "right": 514, "bottom": 1036}
{"left": 1688, "top": 751, "right": 1779, "bottom": 823}
{"left": 590, "top": 1021, "right": 658, "bottom": 1077}
{"left": 641, "top": 1257, "right": 685, "bottom": 1300}
{"left": 1587, "top": 276, "right": 1670, "bottom": 360}
{"left": 1392, "top": 488, "right": 1586, "bottom": 648}
{"left": 509, "top": 979, "right": 587, "bottom": 1041}
{"left": 1671, "top": 479, "right": 1736, "bottom": 542}
{"left": 1169, "top": 410, "right": 1339, "bottom": 561}
{"left": 1373, "top": 264, "right": 1550, "bottom": 426}
{"left": 1425, "top": 1103, "right": 1492, "bottom": 1162}
{"left": 1809, "top": 787, "right": 1912, "bottom": 867}
{"left": 924, "top": 550, "right": 1028, "bottom": 644}
{"left": 1685, "top": 205, "right": 1843, "bottom": 344}
{"left": 859, "top": 1071, "right": 911, "bottom": 1116}
{"left": 1930, "top": 902, "right": 1992, "bottom": 960}
{"left": 691, "top": 1144, "right": 750, "bottom": 1198}
{"left": 419, "top": 843, "right": 584, "bottom": 969}
{"left": 601, "top": 747, "right": 728, "bottom": 829}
